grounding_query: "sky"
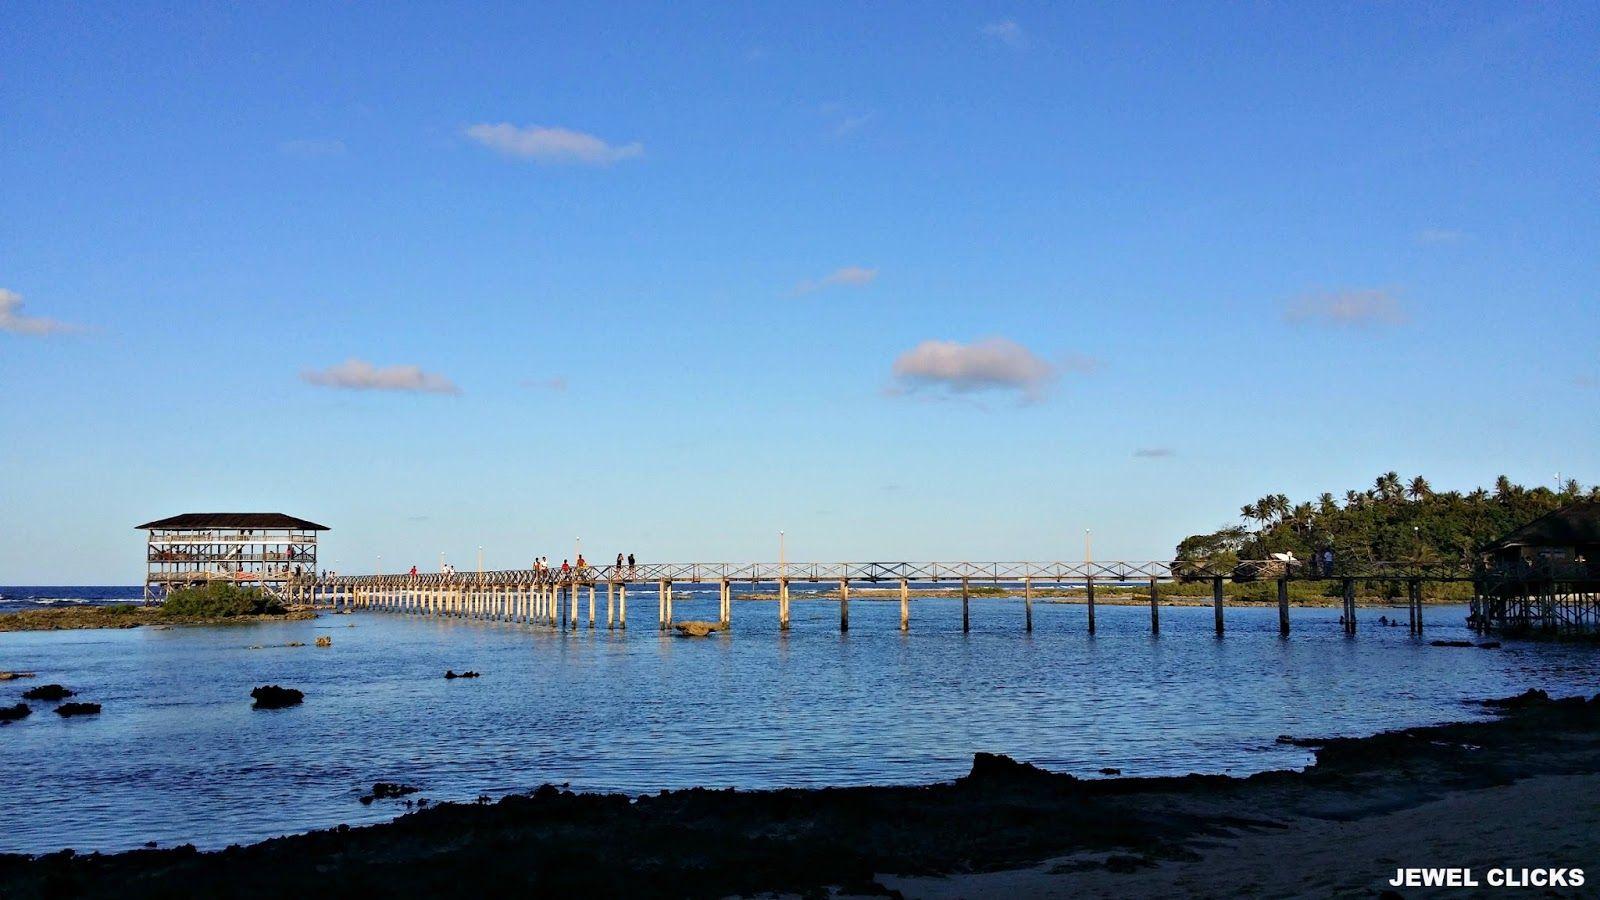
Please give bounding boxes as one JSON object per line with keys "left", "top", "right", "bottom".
{"left": 2, "top": 3, "right": 1596, "bottom": 582}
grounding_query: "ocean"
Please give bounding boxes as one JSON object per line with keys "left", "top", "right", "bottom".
{"left": 3, "top": 590, "right": 1598, "bottom": 855}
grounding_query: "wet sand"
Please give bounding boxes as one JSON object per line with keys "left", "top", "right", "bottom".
{"left": 1, "top": 690, "right": 1595, "bottom": 898}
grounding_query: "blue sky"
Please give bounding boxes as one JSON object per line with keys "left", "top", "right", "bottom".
{"left": 2, "top": 3, "right": 1596, "bottom": 582}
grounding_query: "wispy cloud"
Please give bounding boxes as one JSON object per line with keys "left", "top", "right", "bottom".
{"left": 888, "top": 337, "right": 1061, "bottom": 402}
{"left": 819, "top": 102, "right": 874, "bottom": 138}
{"left": 1284, "top": 289, "right": 1408, "bottom": 330}
{"left": 464, "top": 123, "right": 643, "bottom": 166}
{"left": 982, "top": 19, "right": 1025, "bottom": 48}
{"left": 278, "top": 138, "right": 346, "bottom": 159}
{"left": 1134, "top": 447, "right": 1176, "bottom": 459}
{"left": 1416, "top": 228, "right": 1466, "bottom": 245}
{"left": 0, "top": 288, "right": 78, "bottom": 336}
{"left": 301, "top": 359, "right": 460, "bottom": 395}
{"left": 1573, "top": 374, "right": 1598, "bottom": 389}
{"left": 795, "top": 265, "right": 879, "bottom": 295}
{"left": 522, "top": 376, "right": 568, "bottom": 392}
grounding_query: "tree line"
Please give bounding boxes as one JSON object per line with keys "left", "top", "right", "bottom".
{"left": 1174, "top": 473, "right": 1596, "bottom": 567}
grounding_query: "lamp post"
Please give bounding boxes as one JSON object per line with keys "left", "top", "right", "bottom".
{"left": 1084, "top": 529, "right": 1093, "bottom": 564}
{"left": 779, "top": 531, "right": 786, "bottom": 577}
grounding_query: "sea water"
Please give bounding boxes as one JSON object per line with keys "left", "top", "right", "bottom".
{"left": 2, "top": 587, "right": 1597, "bottom": 854}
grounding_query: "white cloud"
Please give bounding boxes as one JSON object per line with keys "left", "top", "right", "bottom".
{"left": 0, "top": 288, "right": 77, "bottom": 336}
{"left": 301, "top": 359, "right": 460, "bottom": 395}
{"left": 1284, "top": 289, "right": 1408, "bottom": 330}
{"left": 795, "top": 266, "right": 878, "bottom": 295}
{"left": 982, "top": 19, "right": 1025, "bottom": 47}
{"left": 279, "top": 138, "right": 346, "bottom": 158}
{"left": 464, "top": 123, "right": 643, "bottom": 165}
{"left": 1134, "top": 447, "right": 1176, "bottom": 459}
{"left": 1416, "top": 228, "right": 1466, "bottom": 245}
{"left": 889, "top": 337, "right": 1059, "bottom": 401}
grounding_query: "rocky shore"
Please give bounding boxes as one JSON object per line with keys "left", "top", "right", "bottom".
{"left": 0, "top": 691, "right": 1595, "bottom": 898}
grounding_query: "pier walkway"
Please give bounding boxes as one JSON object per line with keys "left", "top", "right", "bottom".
{"left": 305, "top": 559, "right": 1501, "bottom": 637}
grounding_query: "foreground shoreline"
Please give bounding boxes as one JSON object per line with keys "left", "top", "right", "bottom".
{"left": 2, "top": 691, "right": 1596, "bottom": 898}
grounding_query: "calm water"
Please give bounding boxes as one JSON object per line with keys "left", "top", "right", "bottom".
{"left": 3, "top": 589, "right": 1599, "bottom": 855}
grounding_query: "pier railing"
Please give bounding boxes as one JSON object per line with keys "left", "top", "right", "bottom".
{"left": 323, "top": 558, "right": 1482, "bottom": 589}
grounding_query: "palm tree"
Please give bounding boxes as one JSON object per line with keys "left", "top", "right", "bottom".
{"left": 1468, "top": 487, "right": 1489, "bottom": 504}
{"left": 1374, "top": 471, "right": 1403, "bottom": 502}
{"left": 1318, "top": 492, "right": 1338, "bottom": 516}
{"left": 1407, "top": 476, "right": 1433, "bottom": 502}
{"left": 1494, "top": 475, "right": 1515, "bottom": 501}
{"left": 1562, "top": 478, "right": 1581, "bottom": 499}
{"left": 1344, "top": 490, "right": 1365, "bottom": 509}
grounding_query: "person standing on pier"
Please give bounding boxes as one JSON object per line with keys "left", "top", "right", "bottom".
{"left": 616, "top": 552, "right": 624, "bottom": 575}
{"left": 627, "top": 552, "right": 636, "bottom": 578}
{"left": 561, "top": 559, "right": 571, "bottom": 581}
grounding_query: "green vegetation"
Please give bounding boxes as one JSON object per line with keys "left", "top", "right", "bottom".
{"left": 161, "top": 583, "right": 285, "bottom": 618}
{"left": 1176, "top": 473, "right": 1596, "bottom": 572}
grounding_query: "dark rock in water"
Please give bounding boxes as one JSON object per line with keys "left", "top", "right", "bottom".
{"left": 22, "top": 684, "right": 74, "bottom": 701}
{"left": 1429, "top": 640, "right": 1474, "bottom": 648}
{"left": 958, "top": 752, "right": 1067, "bottom": 787}
{"left": 444, "top": 670, "right": 480, "bottom": 679}
{"left": 1481, "top": 689, "right": 1550, "bottom": 709}
{"left": 1098, "top": 767, "right": 1122, "bottom": 776}
{"left": 360, "top": 782, "right": 421, "bottom": 804}
{"left": 0, "top": 702, "right": 31, "bottom": 722}
{"left": 673, "top": 621, "right": 724, "bottom": 637}
{"left": 250, "top": 685, "right": 304, "bottom": 709}
{"left": 1477, "top": 641, "right": 1502, "bottom": 649}
{"left": 55, "top": 702, "right": 101, "bottom": 717}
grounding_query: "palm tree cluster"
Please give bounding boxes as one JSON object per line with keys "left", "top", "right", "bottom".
{"left": 1176, "top": 473, "right": 1597, "bottom": 567}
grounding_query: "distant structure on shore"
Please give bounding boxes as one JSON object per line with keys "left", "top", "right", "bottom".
{"left": 1475, "top": 500, "right": 1600, "bottom": 634}
{"left": 136, "top": 513, "right": 329, "bottom": 604}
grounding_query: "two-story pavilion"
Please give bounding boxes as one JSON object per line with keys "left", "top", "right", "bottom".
{"left": 137, "top": 513, "right": 329, "bottom": 603}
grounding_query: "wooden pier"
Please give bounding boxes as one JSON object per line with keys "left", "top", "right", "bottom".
{"left": 291, "top": 558, "right": 1574, "bottom": 636}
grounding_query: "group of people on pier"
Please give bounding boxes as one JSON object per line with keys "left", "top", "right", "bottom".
{"left": 398, "top": 553, "right": 640, "bottom": 582}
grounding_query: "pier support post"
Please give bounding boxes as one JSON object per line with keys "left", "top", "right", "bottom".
{"left": 1086, "top": 575, "right": 1096, "bottom": 634}
{"left": 658, "top": 580, "right": 667, "bottom": 630}
{"left": 1212, "top": 576, "right": 1225, "bottom": 635}
{"left": 778, "top": 578, "right": 790, "bottom": 631}
{"left": 1342, "top": 578, "right": 1356, "bottom": 634}
{"left": 1149, "top": 577, "right": 1160, "bottom": 635}
{"left": 588, "top": 585, "right": 596, "bottom": 629}
{"left": 666, "top": 581, "right": 674, "bottom": 627}
{"left": 839, "top": 579, "right": 849, "bottom": 632}
{"left": 619, "top": 584, "right": 627, "bottom": 629}
{"left": 1420, "top": 573, "right": 1433, "bottom": 630}
{"left": 569, "top": 584, "right": 579, "bottom": 630}
{"left": 607, "top": 582, "right": 616, "bottom": 629}
{"left": 720, "top": 579, "right": 732, "bottom": 628}
{"left": 961, "top": 577, "right": 970, "bottom": 633}
{"left": 1024, "top": 577, "right": 1033, "bottom": 633}
{"left": 1277, "top": 578, "right": 1290, "bottom": 635}
{"left": 899, "top": 578, "right": 910, "bottom": 632}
